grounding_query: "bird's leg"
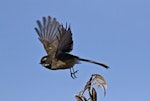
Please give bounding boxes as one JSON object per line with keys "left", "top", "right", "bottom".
{"left": 70, "top": 68, "right": 78, "bottom": 79}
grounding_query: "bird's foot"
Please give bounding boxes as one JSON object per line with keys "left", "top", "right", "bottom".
{"left": 70, "top": 68, "right": 78, "bottom": 79}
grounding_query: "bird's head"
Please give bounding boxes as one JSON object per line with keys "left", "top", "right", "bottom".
{"left": 40, "top": 56, "right": 51, "bottom": 68}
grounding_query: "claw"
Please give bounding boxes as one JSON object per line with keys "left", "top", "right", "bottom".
{"left": 70, "top": 68, "right": 78, "bottom": 79}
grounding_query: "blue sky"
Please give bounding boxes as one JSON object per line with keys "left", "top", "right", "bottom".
{"left": 0, "top": 0, "right": 150, "bottom": 101}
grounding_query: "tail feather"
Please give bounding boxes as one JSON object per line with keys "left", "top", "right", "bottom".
{"left": 78, "top": 58, "right": 109, "bottom": 69}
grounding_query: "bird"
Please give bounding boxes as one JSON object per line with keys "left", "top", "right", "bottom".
{"left": 35, "top": 16, "right": 109, "bottom": 78}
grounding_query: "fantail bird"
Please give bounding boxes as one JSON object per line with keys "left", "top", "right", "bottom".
{"left": 35, "top": 16, "right": 109, "bottom": 78}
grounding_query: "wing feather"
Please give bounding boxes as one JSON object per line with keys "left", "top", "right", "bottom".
{"left": 35, "top": 16, "right": 62, "bottom": 55}
{"left": 57, "top": 25, "right": 73, "bottom": 53}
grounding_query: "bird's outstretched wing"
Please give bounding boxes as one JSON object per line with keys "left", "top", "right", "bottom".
{"left": 35, "top": 16, "right": 73, "bottom": 56}
{"left": 57, "top": 24, "right": 73, "bottom": 53}
{"left": 35, "top": 16, "right": 62, "bottom": 55}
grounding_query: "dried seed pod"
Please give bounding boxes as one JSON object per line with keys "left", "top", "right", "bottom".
{"left": 92, "top": 88, "right": 97, "bottom": 101}
{"left": 75, "top": 95, "right": 83, "bottom": 101}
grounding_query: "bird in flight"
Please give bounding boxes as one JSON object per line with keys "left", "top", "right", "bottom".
{"left": 35, "top": 16, "right": 109, "bottom": 78}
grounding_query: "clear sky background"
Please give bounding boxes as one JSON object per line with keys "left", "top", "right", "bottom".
{"left": 0, "top": 0, "right": 150, "bottom": 101}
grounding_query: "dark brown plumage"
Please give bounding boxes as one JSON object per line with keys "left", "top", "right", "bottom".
{"left": 35, "top": 16, "right": 109, "bottom": 78}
